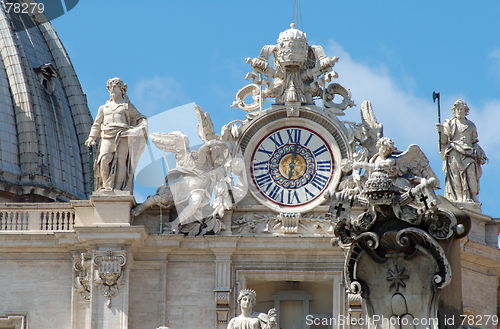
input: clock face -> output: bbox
[249,125,335,211]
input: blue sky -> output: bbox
[51,1,500,218]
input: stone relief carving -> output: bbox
[85,77,148,192]
[92,250,126,307]
[134,105,247,236]
[231,23,354,116]
[328,165,466,328]
[436,99,488,203]
[227,289,278,329]
[232,213,333,235]
[73,253,92,301]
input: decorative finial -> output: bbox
[290,23,296,29]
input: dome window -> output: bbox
[34,63,59,94]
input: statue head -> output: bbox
[376,137,395,157]
[237,289,257,309]
[106,77,128,101]
[451,99,469,118]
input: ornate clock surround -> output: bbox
[239,105,351,213]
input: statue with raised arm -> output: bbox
[85,78,148,192]
[436,100,488,203]
[227,289,278,329]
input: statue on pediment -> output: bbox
[140,105,247,235]
[436,99,488,203]
[228,289,278,329]
[85,78,148,192]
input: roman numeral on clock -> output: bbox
[285,129,301,144]
[268,132,284,148]
[253,160,268,171]
[317,160,332,172]
[255,173,272,185]
[257,145,273,157]
[310,173,329,191]
[268,185,284,203]
[313,145,328,157]
[287,190,300,204]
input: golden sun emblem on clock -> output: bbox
[279,153,307,180]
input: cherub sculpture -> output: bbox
[352,137,439,192]
[227,289,278,329]
[133,105,247,235]
[436,99,488,203]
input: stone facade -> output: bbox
[0,199,497,329]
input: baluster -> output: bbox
[8,212,13,230]
[21,212,27,230]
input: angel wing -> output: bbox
[149,131,189,153]
[194,105,216,142]
[392,144,440,188]
[360,100,383,144]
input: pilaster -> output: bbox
[211,241,237,329]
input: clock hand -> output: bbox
[288,144,299,180]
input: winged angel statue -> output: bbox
[132,105,246,235]
[329,100,451,245]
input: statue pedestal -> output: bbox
[454,201,482,213]
[90,191,136,227]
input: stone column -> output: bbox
[211,243,237,329]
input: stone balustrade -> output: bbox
[0,203,75,231]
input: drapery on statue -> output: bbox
[227,289,278,329]
[85,78,148,192]
[436,100,488,203]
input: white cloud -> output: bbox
[325,40,438,152]
[468,100,500,162]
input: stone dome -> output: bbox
[0,7,93,201]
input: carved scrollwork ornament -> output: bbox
[92,251,127,307]
[231,84,262,112]
[349,281,363,295]
[73,253,92,301]
[426,208,457,240]
[395,228,452,289]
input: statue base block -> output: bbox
[454,201,482,213]
[90,192,136,226]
